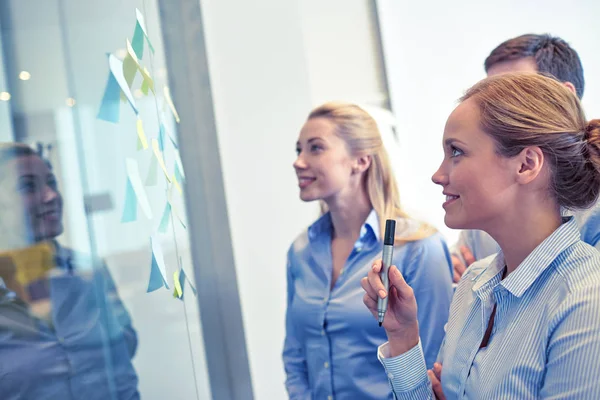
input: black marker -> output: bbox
[378,219,396,327]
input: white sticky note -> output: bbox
[174,149,185,178]
[150,235,169,287]
[152,139,171,182]
[136,8,150,38]
[125,158,153,219]
[108,54,138,115]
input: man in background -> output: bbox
[452,33,600,282]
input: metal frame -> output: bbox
[156,1,254,399]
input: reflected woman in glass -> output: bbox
[283,102,454,399]
[0,143,139,399]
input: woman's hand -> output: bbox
[428,362,446,400]
[361,260,420,357]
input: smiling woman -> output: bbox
[284,102,454,400]
[0,142,139,399]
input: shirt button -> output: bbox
[324,362,329,368]
[321,330,325,336]
[328,396,333,400]
[388,373,394,379]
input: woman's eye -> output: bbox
[450,146,464,158]
[310,144,322,152]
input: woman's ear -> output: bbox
[353,155,372,175]
[515,146,544,184]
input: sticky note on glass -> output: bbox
[136,118,148,150]
[97,72,122,123]
[110,54,138,114]
[147,235,169,292]
[121,178,138,223]
[125,39,155,96]
[132,8,155,60]
[158,202,171,233]
[152,139,171,182]
[126,158,153,219]
[174,149,186,179]
[163,86,180,123]
[173,260,196,300]
[173,269,183,298]
[145,152,158,186]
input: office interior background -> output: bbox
[0,0,599,399]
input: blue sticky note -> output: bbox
[158,202,171,233]
[158,124,166,151]
[121,178,137,223]
[97,73,121,123]
[174,162,184,184]
[147,254,165,292]
[131,23,144,60]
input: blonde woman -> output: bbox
[283,102,454,400]
[363,74,600,399]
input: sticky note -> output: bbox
[121,178,137,223]
[131,21,145,60]
[163,86,180,123]
[169,200,187,229]
[145,152,158,186]
[158,202,171,233]
[108,54,138,115]
[137,136,143,151]
[158,124,166,151]
[125,158,153,219]
[140,67,155,94]
[123,54,138,93]
[180,265,197,297]
[152,139,171,181]
[174,149,185,178]
[147,235,169,292]
[173,269,183,298]
[174,162,184,184]
[125,39,155,96]
[135,8,155,54]
[97,73,121,123]
[136,118,148,150]
[172,174,183,195]
[141,77,150,96]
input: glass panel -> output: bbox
[0,1,211,399]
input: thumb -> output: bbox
[388,266,413,299]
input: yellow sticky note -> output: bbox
[140,67,155,94]
[136,118,148,149]
[172,174,183,195]
[173,269,183,298]
[152,138,171,182]
[164,86,180,123]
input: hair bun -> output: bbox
[585,119,600,140]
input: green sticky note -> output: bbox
[121,178,137,223]
[145,153,158,186]
[141,77,150,95]
[158,202,171,233]
[174,162,184,184]
[131,23,144,60]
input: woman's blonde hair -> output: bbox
[462,73,600,210]
[308,102,434,243]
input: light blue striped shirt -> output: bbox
[283,210,454,400]
[378,217,600,399]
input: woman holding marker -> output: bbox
[363,73,600,399]
[283,102,453,400]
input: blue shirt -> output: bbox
[0,245,139,400]
[283,210,454,400]
[453,206,600,263]
[379,217,600,399]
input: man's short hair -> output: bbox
[484,34,585,99]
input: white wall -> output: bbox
[377,0,600,245]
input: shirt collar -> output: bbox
[308,209,380,243]
[472,217,580,298]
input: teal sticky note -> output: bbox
[168,133,178,149]
[121,178,137,223]
[147,254,165,292]
[131,23,144,60]
[158,124,166,151]
[158,202,171,233]
[147,235,169,292]
[145,153,158,186]
[174,162,184,184]
[97,72,121,123]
